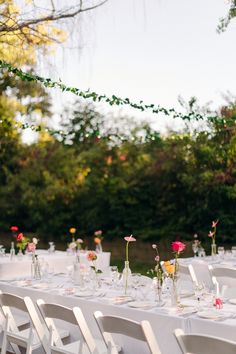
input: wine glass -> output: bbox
[194,283,204,309]
[131,273,142,299]
[109,266,119,288]
[192,242,199,257]
[217,246,224,259]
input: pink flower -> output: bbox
[155,255,160,262]
[212,220,219,228]
[10,226,18,232]
[171,241,186,253]
[124,235,136,242]
[16,233,23,241]
[94,230,102,236]
[208,231,214,238]
[87,251,97,262]
[27,242,36,253]
[152,244,157,249]
[76,238,83,243]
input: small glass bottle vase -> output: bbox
[95,243,103,254]
[31,254,41,280]
[154,278,163,305]
[171,276,179,307]
[211,242,217,257]
[17,249,24,261]
[122,261,132,295]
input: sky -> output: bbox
[28,0,236,140]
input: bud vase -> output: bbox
[171,276,179,307]
[31,254,41,280]
[122,261,131,295]
[17,249,24,261]
[211,242,217,257]
[96,243,103,254]
[154,278,163,305]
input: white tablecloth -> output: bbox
[0,250,111,279]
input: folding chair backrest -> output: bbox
[174,328,236,354]
[0,292,42,354]
[209,265,236,288]
[37,299,98,354]
[94,311,161,354]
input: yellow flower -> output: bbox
[69,227,76,234]
[94,237,101,245]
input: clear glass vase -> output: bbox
[17,249,24,261]
[171,275,179,307]
[31,254,41,280]
[95,243,103,254]
[211,242,217,257]
[154,278,163,305]
[122,261,131,295]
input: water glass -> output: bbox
[109,266,119,287]
[232,246,236,257]
[217,246,224,258]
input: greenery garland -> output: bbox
[0,60,221,126]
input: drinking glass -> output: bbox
[192,243,199,257]
[194,283,204,309]
[232,246,236,257]
[217,246,224,258]
[109,266,119,288]
[131,273,142,299]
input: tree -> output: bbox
[217,0,236,33]
[0,0,108,64]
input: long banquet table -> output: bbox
[0,250,111,279]
[1,272,236,354]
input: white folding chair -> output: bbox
[178,264,198,284]
[0,292,43,354]
[94,311,162,354]
[209,265,236,289]
[174,328,236,354]
[37,299,104,354]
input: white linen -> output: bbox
[0,250,110,279]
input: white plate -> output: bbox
[228,298,236,305]
[128,301,157,308]
[197,310,229,320]
[179,290,194,298]
[32,283,49,289]
[75,291,94,297]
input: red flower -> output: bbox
[16,233,24,241]
[171,241,186,253]
[10,226,18,232]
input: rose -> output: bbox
[16,233,24,241]
[10,226,18,232]
[87,251,97,262]
[26,242,36,253]
[171,241,186,253]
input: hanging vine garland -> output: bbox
[0,60,222,124]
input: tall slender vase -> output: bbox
[122,261,131,295]
[95,243,103,254]
[171,275,179,307]
[17,249,24,261]
[211,242,217,257]
[154,278,163,305]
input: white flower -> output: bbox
[32,237,38,245]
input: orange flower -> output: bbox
[164,261,175,274]
[87,251,97,262]
[94,237,101,244]
[69,227,76,234]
